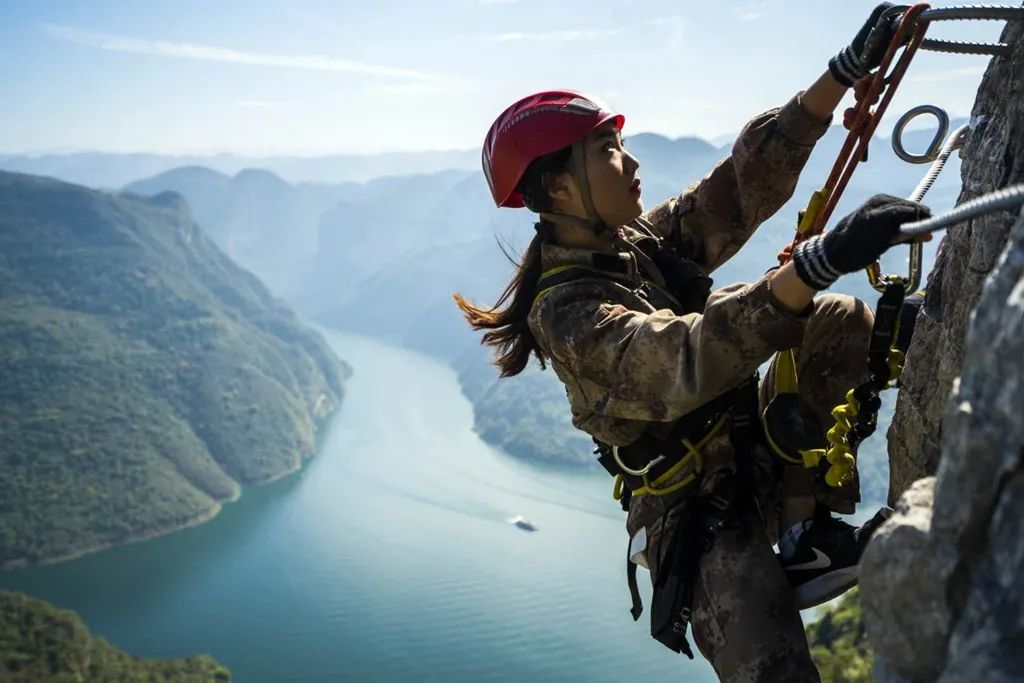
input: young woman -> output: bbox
[456,4,930,681]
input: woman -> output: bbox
[456,5,930,681]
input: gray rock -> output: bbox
[887,19,1024,502]
[862,477,948,682]
[937,471,1024,683]
[865,17,1024,683]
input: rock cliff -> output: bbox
[861,17,1024,683]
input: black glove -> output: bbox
[829,3,908,87]
[793,194,930,290]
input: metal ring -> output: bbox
[611,445,664,477]
[892,104,950,164]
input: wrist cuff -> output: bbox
[829,46,864,87]
[793,235,842,290]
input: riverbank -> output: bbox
[0,398,343,572]
[0,502,224,572]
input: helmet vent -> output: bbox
[566,97,600,112]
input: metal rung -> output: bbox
[920,38,1011,55]
[920,5,1024,22]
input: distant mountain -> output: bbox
[0,131,726,191]
[0,149,482,188]
[125,167,353,297]
[0,171,349,568]
[0,590,230,681]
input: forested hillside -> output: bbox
[0,172,349,568]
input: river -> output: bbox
[0,330,727,682]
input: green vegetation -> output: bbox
[0,590,229,682]
[805,588,874,683]
[0,172,349,568]
[454,347,595,468]
[471,370,595,467]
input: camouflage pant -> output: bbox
[758,291,876,519]
[635,293,874,683]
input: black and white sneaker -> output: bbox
[781,507,892,610]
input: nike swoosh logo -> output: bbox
[788,547,831,571]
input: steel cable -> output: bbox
[899,183,1024,236]
[909,124,971,202]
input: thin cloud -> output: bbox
[641,16,686,51]
[484,28,621,42]
[372,82,463,95]
[479,0,520,4]
[236,100,313,110]
[732,0,771,21]
[642,16,686,27]
[42,23,440,81]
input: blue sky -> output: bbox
[0,0,1007,155]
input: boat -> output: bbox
[509,515,538,532]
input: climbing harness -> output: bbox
[639,377,761,660]
[769,3,1024,486]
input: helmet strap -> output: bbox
[571,138,608,234]
[536,138,608,235]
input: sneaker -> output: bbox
[780,507,891,610]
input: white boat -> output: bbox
[509,515,538,532]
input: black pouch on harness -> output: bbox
[761,392,826,465]
[649,477,737,659]
[643,377,758,659]
[649,499,700,658]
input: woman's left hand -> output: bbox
[829,3,908,87]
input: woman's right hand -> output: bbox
[792,194,931,290]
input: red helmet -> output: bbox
[482,90,625,208]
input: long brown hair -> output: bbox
[453,146,572,377]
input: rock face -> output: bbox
[861,18,1024,683]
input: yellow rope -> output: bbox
[802,340,907,487]
[613,414,727,500]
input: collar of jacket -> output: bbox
[538,221,660,287]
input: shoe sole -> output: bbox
[793,565,860,610]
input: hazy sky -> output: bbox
[0,0,1007,155]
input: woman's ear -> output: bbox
[544,170,578,207]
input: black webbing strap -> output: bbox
[849,282,905,450]
[644,376,760,659]
[627,555,643,620]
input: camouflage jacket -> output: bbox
[526,93,829,449]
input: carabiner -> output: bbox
[891,104,949,164]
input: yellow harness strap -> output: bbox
[613,414,729,500]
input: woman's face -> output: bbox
[560,121,643,228]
